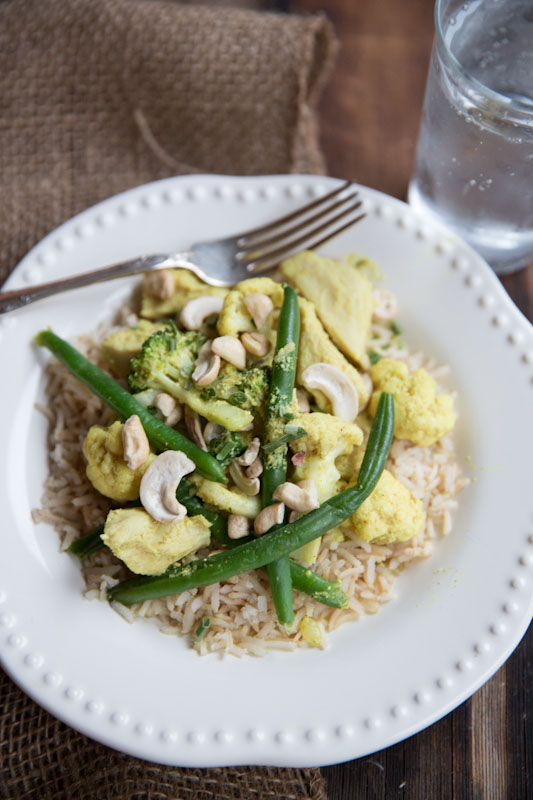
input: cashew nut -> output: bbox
[144,269,175,300]
[184,407,207,451]
[203,421,225,443]
[227,514,250,540]
[272,479,319,512]
[211,336,247,369]
[229,461,260,496]
[246,456,263,479]
[139,450,195,523]
[122,415,151,470]
[295,388,311,413]
[192,341,221,387]
[243,293,274,329]
[179,296,224,330]
[241,332,270,357]
[301,363,359,422]
[154,393,182,426]
[236,437,260,467]
[254,502,285,535]
[372,288,398,322]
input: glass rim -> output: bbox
[434,0,533,119]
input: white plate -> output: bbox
[1,175,532,767]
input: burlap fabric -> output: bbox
[1,663,329,799]
[0,0,336,797]
[0,0,335,285]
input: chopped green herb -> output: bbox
[285,423,303,435]
[195,617,211,641]
[368,350,382,366]
[229,390,247,407]
[216,440,237,463]
[159,319,179,334]
[390,320,402,336]
[209,431,246,467]
[262,425,308,453]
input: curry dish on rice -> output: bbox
[33,250,467,655]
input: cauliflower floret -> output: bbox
[140,268,227,319]
[290,413,364,501]
[289,412,364,564]
[190,475,261,519]
[280,250,374,368]
[217,277,284,337]
[102,507,211,575]
[369,358,456,447]
[83,421,155,502]
[297,298,370,409]
[348,469,424,544]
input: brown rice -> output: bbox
[32,311,468,656]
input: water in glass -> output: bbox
[409,0,533,274]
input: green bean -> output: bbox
[70,485,348,608]
[66,524,105,558]
[175,479,228,541]
[261,285,300,629]
[35,329,226,484]
[108,392,393,605]
[288,562,349,609]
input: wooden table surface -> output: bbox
[281,0,532,797]
[2,1,529,797]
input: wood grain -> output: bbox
[196,0,532,794]
[286,1,532,798]
[291,0,435,198]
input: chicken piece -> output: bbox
[101,320,169,378]
[369,359,456,447]
[217,277,284,338]
[349,469,424,544]
[280,251,374,368]
[102,507,211,575]
[297,298,370,409]
[140,268,227,319]
[190,475,261,519]
[289,412,364,564]
[83,421,155,502]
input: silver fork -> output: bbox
[0,181,365,314]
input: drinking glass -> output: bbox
[408,0,533,274]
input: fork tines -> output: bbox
[237,181,365,273]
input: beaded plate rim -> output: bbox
[1,174,532,767]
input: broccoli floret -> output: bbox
[128,328,254,431]
[128,327,203,393]
[203,365,269,412]
[208,430,247,467]
[237,367,269,409]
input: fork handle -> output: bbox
[0,254,185,314]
